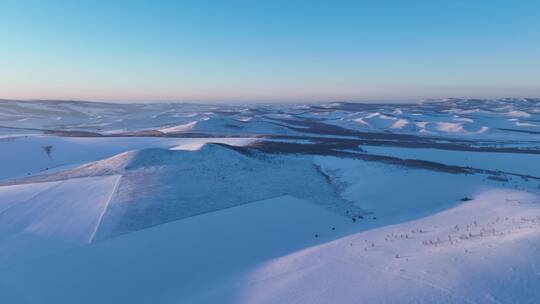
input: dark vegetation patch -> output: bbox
[498,128,540,135]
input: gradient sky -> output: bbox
[1,0,539,103]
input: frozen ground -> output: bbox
[0,99,539,303]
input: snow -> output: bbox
[0,175,120,264]
[365,112,380,119]
[515,121,538,127]
[434,122,488,135]
[6,161,530,304]
[230,188,540,304]
[379,114,395,120]
[3,145,361,240]
[89,146,362,238]
[475,126,489,134]
[353,117,369,126]
[0,135,255,180]
[1,99,539,303]
[453,117,474,123]
[415,121,428,129]
[2,98,539,141]
[0,182,57,214]
[508,110,531,118]
[436,122,465,133]
[314,156,483,219]
[391,118,408,129]
[0,195,356,304]
[169,137,253,151]
[158,121,197,133]
[236,116,253,122]
[363,146,540,177]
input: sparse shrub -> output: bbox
[42,145,53,159]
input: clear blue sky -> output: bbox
[1,0,539,103]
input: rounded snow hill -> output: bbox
[0,144,363,242]
[94,144,363,239]
[0,135,254,181]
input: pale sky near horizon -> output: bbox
[1,0,539,103]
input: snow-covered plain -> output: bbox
[0,99,539,303]
[363,145,540,177]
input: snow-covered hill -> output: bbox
[232,189,540,304]
[1,144,362,243]
[0,99,539,303]
[0,135,253,180]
